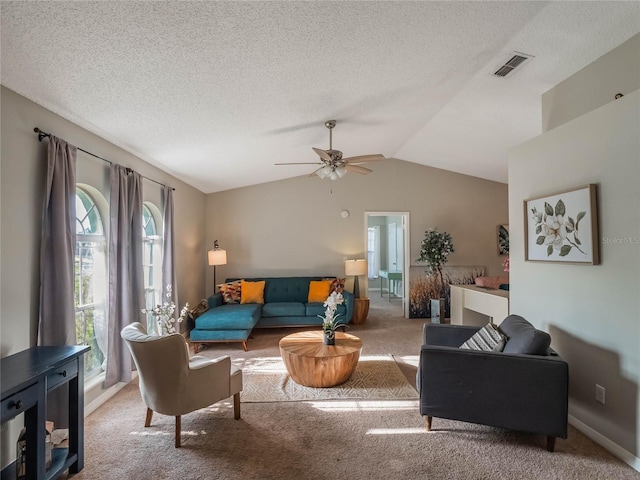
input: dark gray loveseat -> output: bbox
[418,315,569,451]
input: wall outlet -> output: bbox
[595,384,606,405]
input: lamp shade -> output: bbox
[208,249,227,266]
[345,259,367,276]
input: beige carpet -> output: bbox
[240,355,419,402]
[62,295,639,480]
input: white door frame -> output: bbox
[364,211,410,318]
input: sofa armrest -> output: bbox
[418,345,568,438]
[423,323,480,348]
[207,293,223,308]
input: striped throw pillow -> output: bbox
[460,323,506,352]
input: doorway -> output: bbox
[365,212,410,318]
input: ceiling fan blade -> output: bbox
[312,147,332,162]
[344,164,372,174]
[309,168,322,178]
[343,154,385,164]
[275,162,322,165]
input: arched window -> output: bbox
[75,187,107,380]
[142,203,163,334]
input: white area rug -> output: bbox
[240,355,418,402]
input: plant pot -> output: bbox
[430,298,446,324]
[323,332,335,346]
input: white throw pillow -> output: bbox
[460,323,506,352]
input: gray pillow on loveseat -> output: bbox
[499,314,551,355]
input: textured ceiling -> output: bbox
[2,1,639,193]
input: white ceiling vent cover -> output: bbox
[493,52,534,77]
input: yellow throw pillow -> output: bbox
[308,280,332,303]
[240,280,265,304]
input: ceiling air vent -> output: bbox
[493,52,534,77]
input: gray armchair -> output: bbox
[121,322,243,447]
[418,318,568,451]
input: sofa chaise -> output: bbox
[189,276,354,352]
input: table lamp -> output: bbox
[208,240,227,289]
[345,259,367,299]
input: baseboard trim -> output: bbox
[568,414,639,472]
[85,372,137,417]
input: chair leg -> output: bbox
[234,393,241,420]
[242,341,248,352]
[425,416,432,431]
[175,416,181,448]
[546,435,556,452]
[145,408,153,427]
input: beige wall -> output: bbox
[204,159,508,296]
[541,33,640,132]
[510,86,640,465]
[0,86,207,466]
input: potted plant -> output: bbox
[416,228,454,323]
[319,291,347,345]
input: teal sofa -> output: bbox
[189,276,354,352]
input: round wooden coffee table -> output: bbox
[279,331,362,388]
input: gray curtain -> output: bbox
[105,165,144,388]
[161,186,178,323]
[38,136,77,429]
[39,135,77,346]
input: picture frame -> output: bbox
[497,224,509,255]
[524,184,599,264]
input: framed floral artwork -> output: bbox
[497,224,509,255]
[524,184,599,264]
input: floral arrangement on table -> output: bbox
[416,228,455,299]
[141,284,190,335]
[503,257,510,272]
[319,291,346,345]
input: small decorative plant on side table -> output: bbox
[319,291,347,345]
[417,228,455,323]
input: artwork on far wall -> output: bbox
[497,224,509,255]
[524,184,599,264]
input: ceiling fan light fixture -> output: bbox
[335,166,347,178]
[329,170,339,181]
[322,165,333,177]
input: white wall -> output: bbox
[0,86,207,468]
[205,159,508,297]
[509,88,640,464]
[542,33,640,132]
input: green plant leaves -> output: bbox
[547,245,553,256]
[544,202,553,216]
[555,199,566,216]
[536,236,545,245]
[576,211,586,228]
[559,245,572,256]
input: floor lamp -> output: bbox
[208,240,227,290]
[345,259,367,299]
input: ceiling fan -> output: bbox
[275,120,385,180]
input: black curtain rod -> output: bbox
[34,127,175,191]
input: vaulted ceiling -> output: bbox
[2,1,639,193]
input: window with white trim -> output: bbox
[75,188,107,380]
[142,203,163,334]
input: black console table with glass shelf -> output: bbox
[1,345,90,480]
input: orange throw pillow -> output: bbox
[240,280,265,304]
[308,280,332,303]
